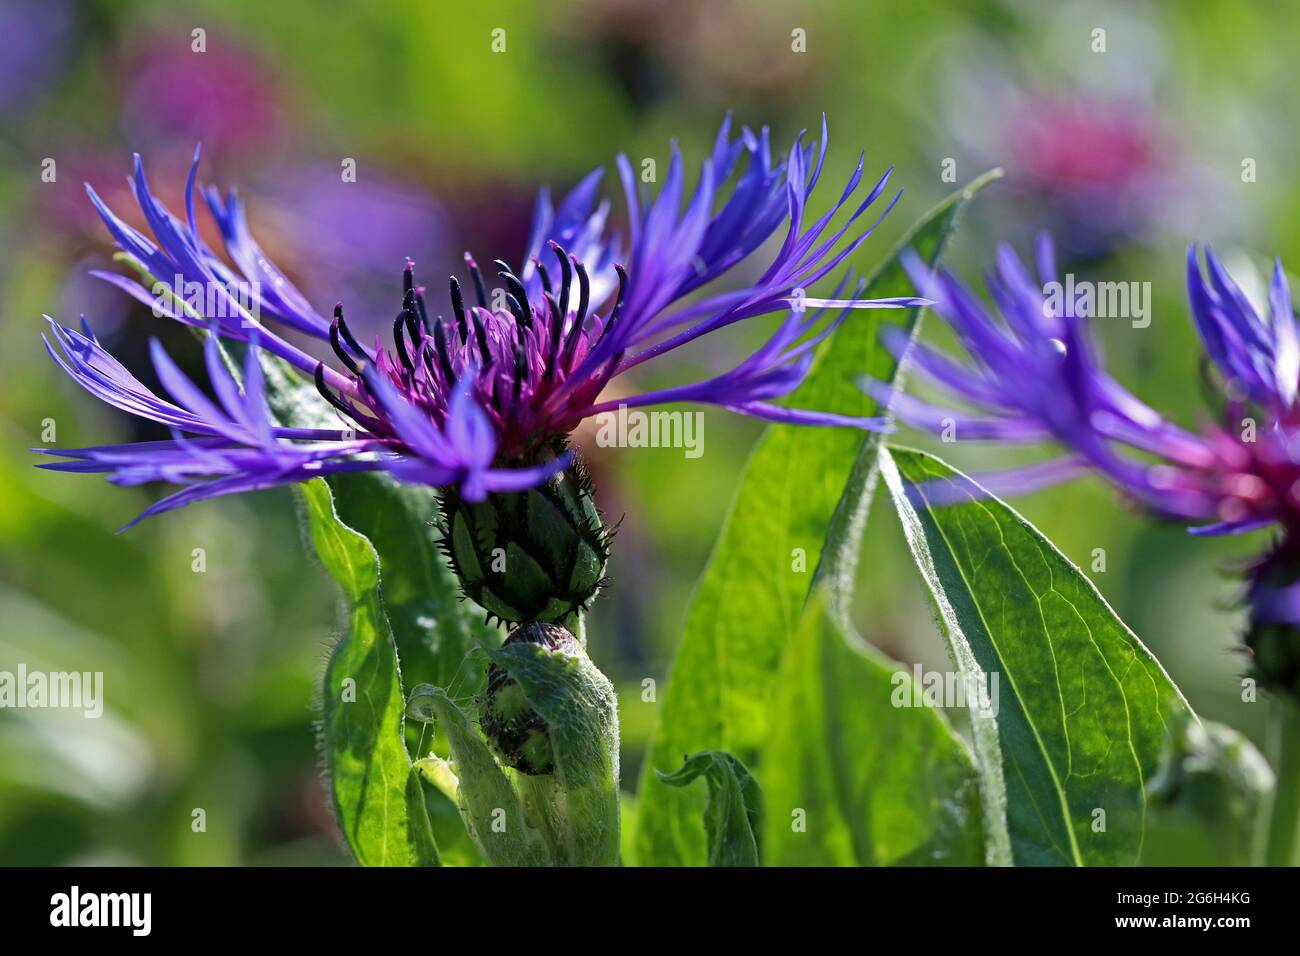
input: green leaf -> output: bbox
[657,751,762,867]
[301,478,440,867]
[425,688,550,867]
[880,446,1192,866]
[636,170,1003,866]
[763,596,984,866]
[328,472,498,696]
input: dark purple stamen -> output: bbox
[512,343,527,406]
[465,254,488,308]
[401,288,420,343]
[549,241,573,327]
[333,304,366,357]
[604,264,628,340]
[495,261,532,322]
[543,292,563,380]
[414,287,431,334]
[535,259,553,296]
[329,317,361,375]
[561,259,591,366]
[393,315,414,372]
[432,319,456,384]
[504,293,532,334]
[315,362,358,419]
[471,309,492,369]
[449,277,469,342]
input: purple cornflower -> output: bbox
[869,234,1297,531]
[39,117,924,527]
[873,234,1300,681]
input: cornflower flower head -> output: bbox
[38,117,924,622]
[869,233,1300,694]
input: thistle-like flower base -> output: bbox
[437,449,611,625]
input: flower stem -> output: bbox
[1265,697,1300,866]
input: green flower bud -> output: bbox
[437,449,611,625]
[1142,712,1274,866]
[420,620,621,866]
[482,623,580,775]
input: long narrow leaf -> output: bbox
[636,171,1003,866]
[880,446,1191,865]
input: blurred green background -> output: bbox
[0,0,1295,864]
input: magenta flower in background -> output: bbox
[930,3,1236,262]
[1001,95,1171,257]
[120,30,285,160]
[944,85,1182,260]
[38,118,925,526]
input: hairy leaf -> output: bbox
[426,688,550,866]
[302,478,440,867]
[1142,712,1273,866]
[329,473,498,696]
[658,751,762,867]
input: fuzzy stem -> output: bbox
[1264,697,1300,866]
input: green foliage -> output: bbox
[763,597,984,866]
[424,688,550,867]
[300,478,440,867]
[7,0,1292,871]
[636,170,1003,866]
[1143,712,1273,866]
[658,751,762,867]
[880,447,1192,865]
[420,630,621,866]
[331,474,497,695]
[492,631,621,865]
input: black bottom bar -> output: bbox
[0,866,1285,941]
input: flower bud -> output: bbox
[1143,712,1273,865]
[424,619,620,865]
[438,450,610,624]
[482,622,580,775]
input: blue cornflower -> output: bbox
[38,117,924,527]
[869,235,1298,531]
[873,234,1300,683]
